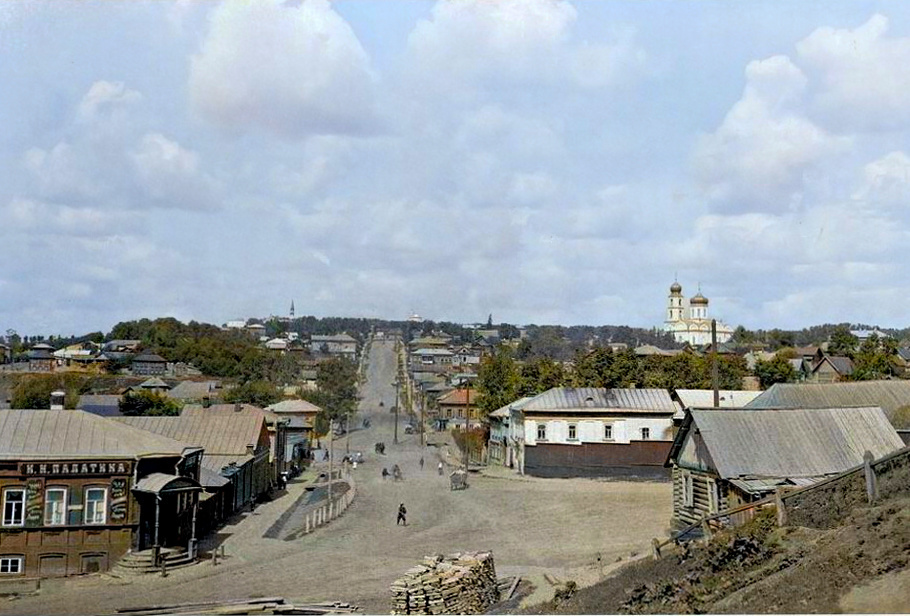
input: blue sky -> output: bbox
[2,1,910,335]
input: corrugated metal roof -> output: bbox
[489,397,533,418]
[689,407,903,479]
[139,377,169,388]
[133,473,200,494]
[266,399,321,414]
[727,476,823,493]
[675,389,762,409]
[520,387,679,413]
[199,467,230,488]
[201,453,253,474]
[0,409,198,460]
[746,380,910,421]
[438,389,478,405]
[168,381,218,400]
[413,348,454,356]
[115,412,265,455]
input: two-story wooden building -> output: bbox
[0,410,202,578]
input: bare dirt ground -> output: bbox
[6,340,671,616]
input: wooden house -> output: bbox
[665,407,904,530]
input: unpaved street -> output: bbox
[8,340,671,615]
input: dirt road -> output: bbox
[8,340,671,615]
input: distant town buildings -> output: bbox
[663,281,734,346]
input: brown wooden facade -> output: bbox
[524,440,672,478]
[0,454,201,579]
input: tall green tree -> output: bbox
[828,326,859,358]
[223,380,282,407]
[315,357,359,426]
[119,390,181,416]
[517,356,566,397]
[851,334,897,380]
[754,354,798,389]
[571,347,614,387]
[476,346,519,416]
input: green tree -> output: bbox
[828,326,859,358]
[851,334,896,380]
[476,346,519,416]
[119,390,181,416]
[10,374,87,409]
[315,357,359,428]
[754,354,797,389]
[223,380,282,407]
[517,356,566,397]
[571,347,614,387]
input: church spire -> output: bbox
[290,300,295,318]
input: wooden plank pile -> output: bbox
[390,552,500,615]
[116,597,360,615]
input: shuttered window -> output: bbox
[683,472,694,507]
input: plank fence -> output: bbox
[652,445,910,559]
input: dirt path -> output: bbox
[8,340,671,615]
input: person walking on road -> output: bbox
[437,461,444,476]
[397,503,407,526]
[419,457,424,471]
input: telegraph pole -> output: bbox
[712,319,720,408]
[393,379,399,445]
[328,419,334,501]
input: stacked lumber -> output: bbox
[390,552,499,615]
[116,597,359,615]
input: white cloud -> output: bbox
[77,80,142,121]
[407,0,643,91]
[693,55,850,212]
[189,0,376,137]
[797,14,910,131]
[130,133,219,210]
[852,151,910,209]
[2,197,137,237]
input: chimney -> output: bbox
[50,390,65,411]
[246,444,255,455]
[202,396,211,409]
[234,402,242,413]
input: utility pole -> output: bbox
[711,319,719,408]
[328,419,334,501]
[393,379,399,445]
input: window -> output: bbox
[2,488,25,527]
[707,479,719,513]
[683,472,694,507]
[640,427,650,440]
[84,488,107,525]
[536,423,547,441]
[0,557,23,574]
[44,488,67,526]
[604,424,613,440]
[568,423,577,440]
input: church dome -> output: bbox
[690,292,708,305]
[670,281,682,293]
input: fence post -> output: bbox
[305,514,310,534]
[701,520,713,541]
[864,450,877,504]
[651,538,661,560]
[775,488,788,527]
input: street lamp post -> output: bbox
[393,378,400,444]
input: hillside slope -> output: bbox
[523,498,910,614]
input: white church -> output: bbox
[663,281,734,346]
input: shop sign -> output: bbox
[19,461,131,476]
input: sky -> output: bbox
[2,0,910,336]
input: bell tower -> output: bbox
[666,281,684,323]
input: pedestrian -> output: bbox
[382,467,389,480]
[419,457,424,470]
[397,503,407,526]
[437,461,444,476]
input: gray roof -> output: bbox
[0,409,199,460]
[674,389,762,409]
[133,353,167,363]
[266,399,321,414]
[77,394,123,417]
[115,410,266,455]
[133,473,200,494]
[168,381,219,400]
[199,467,230,488]
[685,407,903,479]
[815,356,854,376]
[489,397,533,419]
[746,380,910,421]
[520,387,679,414]
[139,377,169,389]
[413,348,454,356]
[310,334,356,343]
